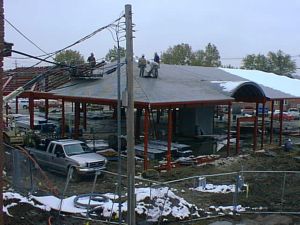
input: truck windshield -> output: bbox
[64,143,94,156]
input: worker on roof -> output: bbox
[138,54,147,77]
[154,52,160,64]
[147,53,160,78]
[87,53,96,75]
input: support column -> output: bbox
[74,102,80,139]
[15,97,19,114]
[261,101,266,149]
[172,109,177,135]
[279,100,284,146]
[61,99,65,138]
[45,99,49,120]
[253,115,258,151]
[135,108,142,140]
[5,103,8,127]
[167,108,173,170]
[270,100,274,144]
[29,95,34,130]
[156,109,160,124]
[255,102,259,148]
[83,103,87,130]
[236,118,240,154]
[143,108,149,171]
[226,103,232,156]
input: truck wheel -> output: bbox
[70,167,80,182]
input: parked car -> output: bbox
[7,98,29,109]
[287,108,300,119]
[241,106,255,116]
[273,112,295,121]
[257,104,269,116]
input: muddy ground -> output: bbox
[3,142,300,225]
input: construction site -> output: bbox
[2,3,300,225]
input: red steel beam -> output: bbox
[226,103,232,156]
[45,99,49,120]
[261,101,266,149]
[61,99,65,138]
[15,97,19,114]
[270,100,274,144]
[29,94,34,130]
[236,118,240,154]
[83,103,87,130]
[74,102,80,139]
[167,108,173,170]
[279,100,284,146]
[143,108,149,171]
[5,103,8,127]
[236,117,256,153]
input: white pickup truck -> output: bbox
[26,139,107,180]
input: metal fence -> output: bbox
[3,146,300,224]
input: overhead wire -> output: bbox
[4,17,53,59]
[9,13,125,68]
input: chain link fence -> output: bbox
[3,146,300,224]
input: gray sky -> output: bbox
[4,0,300,71]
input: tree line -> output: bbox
[54,44,297,77]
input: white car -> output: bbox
[287,108,300,119]
[7,98,29,109]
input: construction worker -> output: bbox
[147,53,160,78]
[87,53,96,75]
[88,53,96,67]
[138,55,147,77]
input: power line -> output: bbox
[4,17,51,57]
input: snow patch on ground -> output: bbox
[192,184,237,193]
[3,192,51,217]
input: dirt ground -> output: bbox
[3,141,300,225]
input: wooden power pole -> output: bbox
[125,4,135,225]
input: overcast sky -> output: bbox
[4,0,300,71]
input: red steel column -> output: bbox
[226,103,232,156]
[29,95,34,130]
[167,108,173,170]
[172,109,177,135]
[83,103,87,130]
[270,100,274,144]
[74,102,80,139]
[45,99,49,120]
[135,108,142,140]
[236,118,240,154]
[279,100,284,146]
[5,102,8,127]
[15,96,19,113]
[143,108,149,171]
[61,99,65,138]
[253,116,257,151]
[261,101,266,149]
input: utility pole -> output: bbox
[0,0,4,224]
[125,4,135,225]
